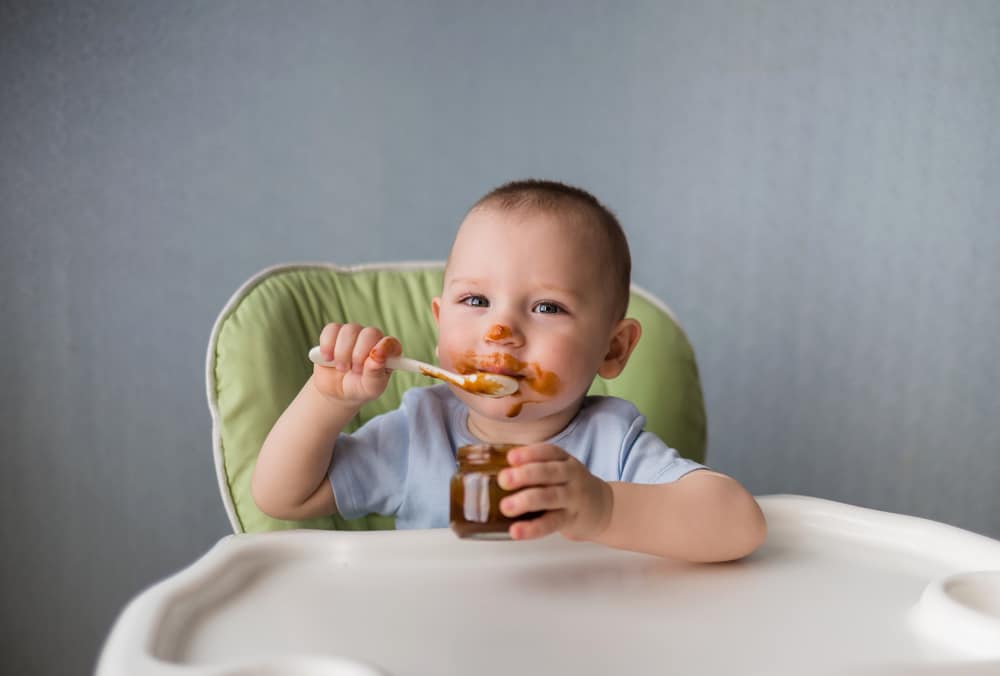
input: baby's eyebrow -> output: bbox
[536,284,581,300]
[445,277,484,290]
[447,277,480,286]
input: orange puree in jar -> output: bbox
[450,443,544,539]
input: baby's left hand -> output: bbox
[497,444,613,541]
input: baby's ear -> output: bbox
[597,318,642,379]
[431,298,441,360]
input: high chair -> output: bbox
[206,261,708,534]
[97,262,1000,676]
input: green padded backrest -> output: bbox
[207,263,706,534]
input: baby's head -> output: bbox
[466,180,633,321]
[433,179,642,426]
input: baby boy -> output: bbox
[252,180,766,561]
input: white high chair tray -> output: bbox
[97,495,1000,676]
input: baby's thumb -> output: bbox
[369,336,402,366]
[361,336,401,387]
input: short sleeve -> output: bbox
[327,405,410,519]
[619,414,706,484]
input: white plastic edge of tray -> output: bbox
[96,495,1000,676]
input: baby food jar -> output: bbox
[450,443,542,540]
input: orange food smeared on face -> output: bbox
[485,324,512,341]
[453,351,523,376]
[525,364,559,396]
[450,351,561,415]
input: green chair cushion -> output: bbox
[207,263,706,533]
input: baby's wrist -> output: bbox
[585,480,615,542]
[308,376,368,412]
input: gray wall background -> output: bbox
[2,1,998,673]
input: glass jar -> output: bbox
[449,443,543,540]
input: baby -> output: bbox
[253,180,766,561]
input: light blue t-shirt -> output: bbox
[328,384,705,529]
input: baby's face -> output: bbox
[433,207,618,423]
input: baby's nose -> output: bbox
[484,323,521,346]
[485,324,511,341]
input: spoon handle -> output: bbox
[384,356,463,386]
[307,347,461,386]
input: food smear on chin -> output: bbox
[505,393,531,418]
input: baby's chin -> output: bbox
[454,390,525,419]
[454,388,573,425]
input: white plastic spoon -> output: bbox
[307,346,519,398]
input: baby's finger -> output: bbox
[500,485,568,517]
[332,323,363,372]
[350,327,385,374]
[318,323,342,362]
[498,461,569,490]
[510,510,567,540]
[506,443,569,466]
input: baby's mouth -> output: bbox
[452,350,561,399]
[477,363,525,378]
[461,352,527,377]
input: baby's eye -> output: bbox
[533,301,565,314]
[461,295,489,308]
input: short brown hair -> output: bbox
[469,179,632,320]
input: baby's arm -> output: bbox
[499,445,765,562]
[595,472,766,562]
[251,324,401,521]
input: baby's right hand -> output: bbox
[311,323,402,405]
